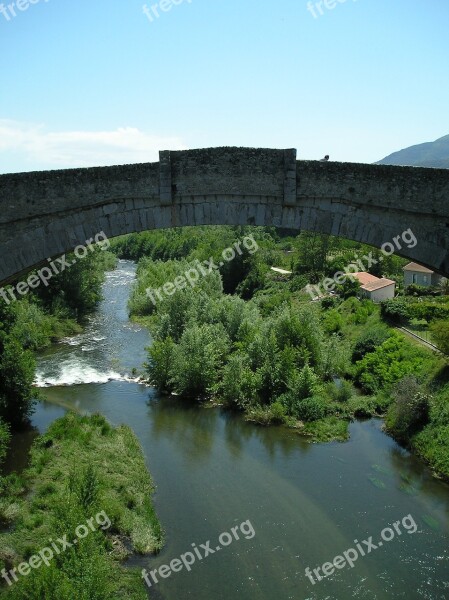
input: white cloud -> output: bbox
[0,119,187,169]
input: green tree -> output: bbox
[170,324,230,398]
[145,337,176,391]
[291,364,321,400]
[217,353,261,409]
[0,303,37,428]
[430,320,449,355]
[386,376,430,441]
[0,418,10,465]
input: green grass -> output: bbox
[0,413,163,599]
[299,417,350,442]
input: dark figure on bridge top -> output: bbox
[320,155,330,161]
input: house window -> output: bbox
[412,274,417,284]
[423,275,428,284]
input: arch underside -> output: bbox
[1,193,447,287]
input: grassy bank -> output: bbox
[0,413,163,599]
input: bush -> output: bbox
[380,298,411,324]
[322,309,343,334]
[245,402,288,425]
[385,376,430,441]
[355,333,433,394]
[294,396,328,421]
[409,301,449,322]
[405,284,438,297]
[170,323,230,398]
[0,332,36,428]
[291,365,322,401]
[145,337,176,391]
[430,320,449,355]
[0,418,10,465]
[352,326,391,362]
[329,380,354,403]
[217,353,261,409]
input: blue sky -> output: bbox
[0,0,448,173]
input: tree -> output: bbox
[291,364,321,400]
[0,332,36,427]
[0,418,10,466]
[352,326,391,362]
[295,232,334,282]
[386,376,430,441]
[170,324,230,398]
[145,337,176,391]
[217,353,260,409]
[438,277,449,296]
[0,303,37,428]
[430,320,449,355]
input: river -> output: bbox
[5,260,449,599]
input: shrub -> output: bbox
[385,376,430,441]
[380,298,411,324]
[355,333,433,394]
[291,365,322,401]
[217,353,261,409]
[246,402,288,425]
[145,337,176,391]
[170,323,230,398]
[322,309,343,334]
[0,332,36,428]
[0,418,10,466]
[405,284,438,297]
[352,326,391,362]
[294,396,328,421]
[330,380,354,403]
[430,320,449,355]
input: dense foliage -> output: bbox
[0,249,116,431]
[0,413,162,599]
[0,303,36,428]
[0,419,10,467]
[120,226,449,476]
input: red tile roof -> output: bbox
[352,272,379,285]
[360,278,395,292]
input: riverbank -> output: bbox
[0,412,163,599]
[11,258,448,600]
[118,227,449,482]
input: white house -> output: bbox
[353,272,396,302]
[403,262,443,287]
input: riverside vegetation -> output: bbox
[111,226,449,480]
[1,226,449,597]
[0,413,163,599]
[0,248,163,598]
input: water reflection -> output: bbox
[148,396,218,464]
[18,261,449,600]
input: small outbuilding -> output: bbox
[353,272,396,302]
[403,262,442,287]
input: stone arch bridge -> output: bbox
[0,147,448,286]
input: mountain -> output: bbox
[377,134,449,168]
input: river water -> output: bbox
[7,261,449,599]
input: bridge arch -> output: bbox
[0,147,448,286]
